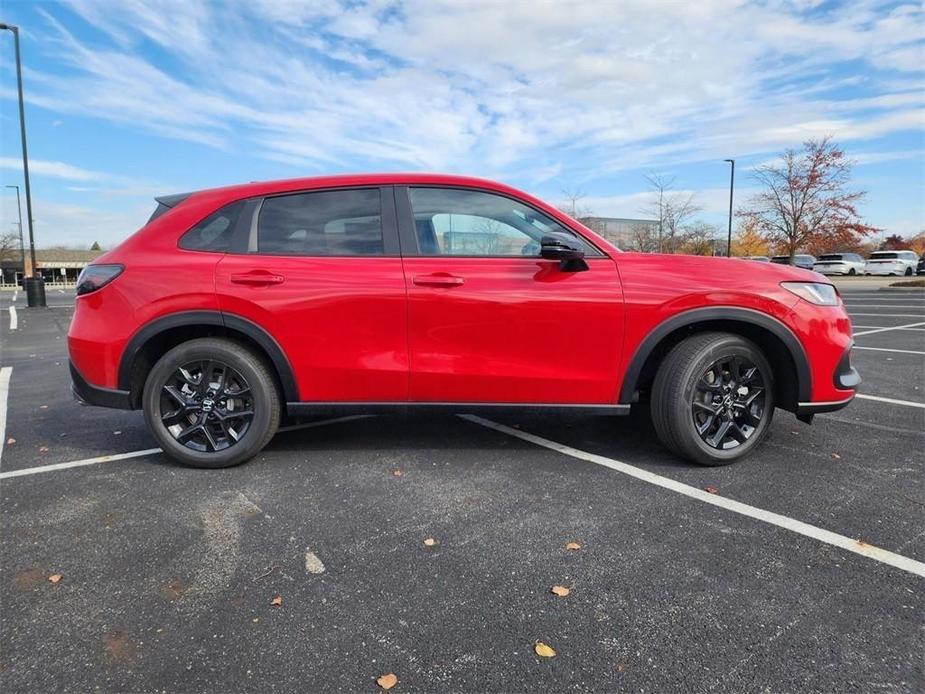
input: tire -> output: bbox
[848,268,856,276]
[142,338,281,468]
[650,332,775,466]
[905,267,913,276]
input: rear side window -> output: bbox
[257,188,383,256]
[178,201,245,252]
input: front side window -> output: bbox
[408,187,597,257]
[179,201,245,252]
[257,188,383,256]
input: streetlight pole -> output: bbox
[5,185,26,281]
[0,22,45,306]
[724,159,735,257]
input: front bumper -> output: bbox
[795,343,859,416]
[70,361,133,410]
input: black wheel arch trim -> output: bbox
[117,310,299,405]
[618,306,812,405]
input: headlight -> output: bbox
[781,281,839,306]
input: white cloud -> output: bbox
[0,156,104,182]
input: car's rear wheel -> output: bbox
[905,267,913,276]
[848,268,856,276]
[650,332,774,466]
[143,338,280,468]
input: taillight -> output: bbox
[76,264,124,295]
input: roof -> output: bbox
[35,249,106,262]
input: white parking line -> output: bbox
[8,306,16,330]
[848,313,925,318]
[852,325,925,332]
[11,290,17,303]
[853,346,925,356]
[0,414,371,480]
[461,415,925,578]
[0,367,10,464]
[855,393,925,409]
[843,304,925,309]
[852,321,925,336]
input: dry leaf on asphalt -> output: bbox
[6,437,14,444]
[377,672,398,689]
[705,486,718,494]
[534,641,556,658]
[423,537,437,546]
[565,541,581,551]
[831,453,842,459]
[39,405,48,409]
[270,596,283,607]
[39,446,49,453]
[551,585,570,597]
[47,574,63,584]
[392,469,403,477]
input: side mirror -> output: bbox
[540,234,588,272]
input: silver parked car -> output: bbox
[865,250,919,276]
[813,252,866,276]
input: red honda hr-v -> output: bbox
[68,173,859,468]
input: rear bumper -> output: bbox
[70,361,133,410]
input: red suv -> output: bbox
[68,174,859,468]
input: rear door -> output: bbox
[397,186,624,404]
[215,186,408,402]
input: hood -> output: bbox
[615,252,828,289]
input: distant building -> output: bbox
[1,248,106,286]
[579,216,659,248]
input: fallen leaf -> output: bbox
[252,618,259,624]
[39,446,49,453]
[392,469,403,477]
[790,431,799,436]
[47,574,63,584]
[6,437,14,444]
[423,537,437,547]
[551,585,570,597]
[270,596,282,607]
[113,431,122,435]
[534,641,556,658]
[377,672,398,690]
[831,453,841,459]
[39,405,48,409]
[856,539,871,549]
[565,541,581,551]
[705,486,718,494]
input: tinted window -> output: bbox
[408,187,598,257]
[819,254,843,261]
[870,252,898,260]
[257,188,383,256]
[179,201,245,252]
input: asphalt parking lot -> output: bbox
[1,283,923,692]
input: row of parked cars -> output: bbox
[744,250,924,276]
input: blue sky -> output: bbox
[1,0,923,248]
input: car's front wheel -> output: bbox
[142,338,281,468]
[650,332,775,466]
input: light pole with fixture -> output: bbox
[0,21,45,306]
[724,158,735,257]
[5,184,26,282]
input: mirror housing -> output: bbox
[540,234,588,272]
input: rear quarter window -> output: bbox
[178,201,245,252]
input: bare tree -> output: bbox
[639,174,701,253]
[558,187,592,221]
[739,137,877,263]
[628,222,659,253]
[0,231,21,262]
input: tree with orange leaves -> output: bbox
[731,218,768,257]
[739,138,878,264]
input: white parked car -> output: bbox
[813,252,866,276]
[865,250,919,276]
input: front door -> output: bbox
[215,186,408,402]
[398,186,624,404]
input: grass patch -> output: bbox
[889,278,925,287]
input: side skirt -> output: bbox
[285,402,632,418]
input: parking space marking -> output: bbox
[843,304,925,309]
[852,325,925,331]
[11,290,17,303]
[853,321,925,336]
[853,346,925,355]
[0,448,163,479]
[0,415,372,480]
[8,306,16,330]
[461,414,925,578]
[848,313,925,318]
[855,393,925,409]
[0,367,10,464]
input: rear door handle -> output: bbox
[230,271,285,286]
[412,274,464,287]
